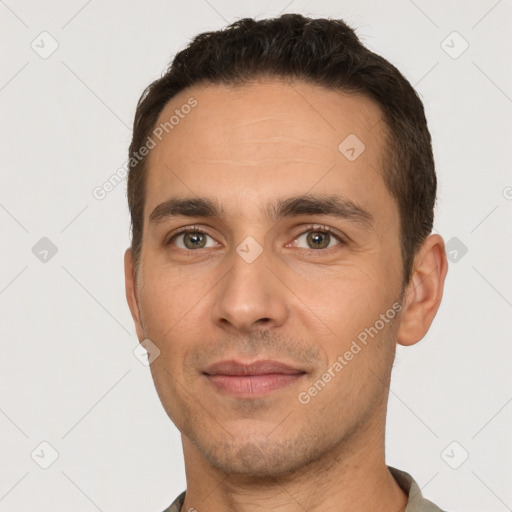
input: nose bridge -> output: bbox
[211,240,287,331]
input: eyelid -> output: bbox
[165,224,218,246]
[288,223,348,246]
[165,223,347,249]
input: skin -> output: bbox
[124,79,448,512]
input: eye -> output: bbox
[168,229,218,250]
[292,227,343,250]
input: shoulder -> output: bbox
[388,466,448,512]
[161,490,186,512]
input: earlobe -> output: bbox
[124,248,145,341]
[397,234,449,346]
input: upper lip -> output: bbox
[204,360,306,376]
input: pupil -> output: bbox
[308,231,329,249]
[185,232,205,249]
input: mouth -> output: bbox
[203,360,307,398]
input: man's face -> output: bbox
[127,80,406,476]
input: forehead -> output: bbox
[143,79,393,224]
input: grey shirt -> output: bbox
[162,466,446,512]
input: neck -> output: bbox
[180,412,407,512]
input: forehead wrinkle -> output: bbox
[226,136,335,155]
[190,158,331,166]
[229,116,288,127]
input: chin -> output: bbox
[193,433,325,479]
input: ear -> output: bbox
[124,248,145,341]
[397,234,448,346]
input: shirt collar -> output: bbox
[163,466,445,512]
[388,466,445,512]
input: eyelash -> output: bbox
[165,224,347,254]
[290,224,347,255]
[165,225,209,247]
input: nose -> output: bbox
[211,246,288,333]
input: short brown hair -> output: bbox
[127,14,436,285]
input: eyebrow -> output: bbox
[149,194,373,228]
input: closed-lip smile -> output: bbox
[203,359,306,397]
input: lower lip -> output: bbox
[205,373,305,397]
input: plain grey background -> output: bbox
[1,0,511,510]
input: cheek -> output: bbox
[138,264,211,349]
[294,262,400,356]
[304,278,400,414]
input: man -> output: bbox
[124,13,449,512]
